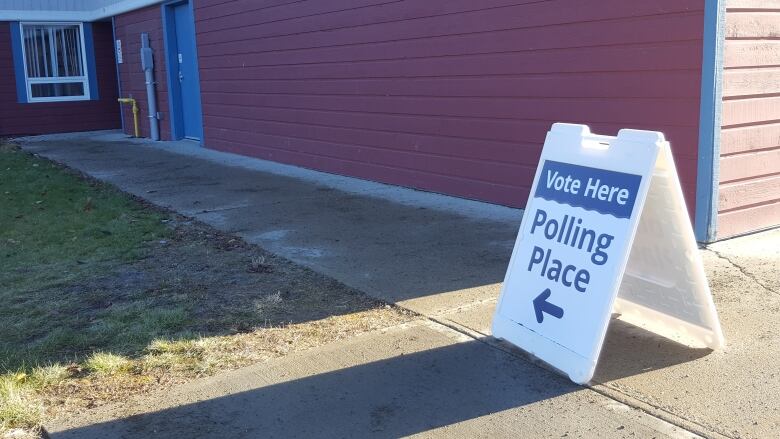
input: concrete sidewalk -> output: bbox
[48,321,697,438]
[19,131,780,438]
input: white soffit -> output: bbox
[0,0,164,21]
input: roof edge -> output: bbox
[0,0,164,22]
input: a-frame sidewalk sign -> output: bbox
[492,123,724,384]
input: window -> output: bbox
[20,23,90,102]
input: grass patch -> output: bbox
[0,144,173,370]
[0,141,415,437]
[0,143,166,293]
[0,375,43,433]
[84,353,133,376]
[0,365,69,435]
[26,366,69,391]
[0,143,171,436]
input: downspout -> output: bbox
[140,33,160,141]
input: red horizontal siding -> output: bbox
[719,200,780,237]
[718,1,780,238]
[0,22,120,137]
[114,5,171,140]
[200,71,703,99]
[721,148,780,181]
[721,123,780,155]
[193,0,705,211]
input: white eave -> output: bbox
[0,0,164,22]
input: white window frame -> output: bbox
[19,22,91,103]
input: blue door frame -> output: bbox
[695,0,726,243]
[162,0,204,141]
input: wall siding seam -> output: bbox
[207,125,540,170]
[196,30,705,59]
[208,137,531,192]
[193,4,706,49]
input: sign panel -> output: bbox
[492,124,724,384]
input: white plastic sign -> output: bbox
[492,123,724,384]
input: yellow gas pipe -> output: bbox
[117,98,139,138]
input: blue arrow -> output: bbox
[533,288,564,323]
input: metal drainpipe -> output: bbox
[140,33,160,141]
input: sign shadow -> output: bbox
[592,318,712,383]
[51,340,582,438]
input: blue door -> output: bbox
[172,2,202,140]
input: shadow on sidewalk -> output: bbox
[51,340,580,438]
[52,325,709,439]
[594,318,712,383]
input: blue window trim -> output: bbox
[695,0,726,243]
[9,21,100,103]
[9,22,28,103]
[82,22,100,100]
[162,0,204,143]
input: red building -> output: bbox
[1,0,778,242]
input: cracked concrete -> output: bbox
[18,131,780,439]
[707,235,780,297]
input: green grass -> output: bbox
[0,144,165,293]
[0,143,172,368]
